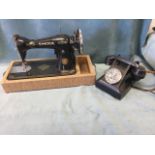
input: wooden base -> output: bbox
[1,55,96,93]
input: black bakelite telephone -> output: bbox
[96,55,146,99]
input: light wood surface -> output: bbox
[1,55,96,93]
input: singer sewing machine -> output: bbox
[1,29,95,93]
[8,29,83,80]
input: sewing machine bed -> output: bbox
[1,55,95,93]
[7,59,75,80]
[0,62,155,134]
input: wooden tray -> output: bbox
[1,55,96,93]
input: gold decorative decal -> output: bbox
[38,64,50,71]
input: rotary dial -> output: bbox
[104,68,122,84]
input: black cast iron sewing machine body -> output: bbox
[8,29,83,80]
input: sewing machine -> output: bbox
[8,29,83,80]
[1,29,95,93]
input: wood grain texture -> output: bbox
[1,55,96,93]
